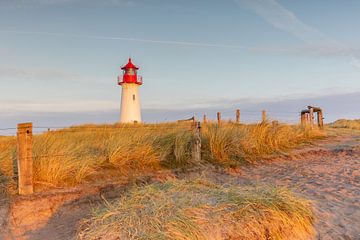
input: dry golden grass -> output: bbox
[0,123,193,187]
[78,179,315,240]
[0,136,16,198]
[329,119,360,130]
[0,122,324,189]
[0,123,321,239]
[202,122,324,166]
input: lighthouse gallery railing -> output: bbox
[117,75,143,85]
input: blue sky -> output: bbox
[0,0,359,128]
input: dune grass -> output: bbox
[78,179,315,240]
[201,122,324,167]
[0,122,324,189]
[0,123,194,187]
[0,136,16,198]
[329,119,360,130]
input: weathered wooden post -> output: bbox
[309,107,314,128]
[203,114,207,124]
[317,110,324,129]
[217,112,221,125]
[320,111,324,129]
[191,116,196,130]
[236,109,240,124]
[17,122,33,195]
[262,110,267,122]
[192,121,201,163]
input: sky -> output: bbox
[0,0,360,131]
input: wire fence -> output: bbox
[195,109,301,124]
[0,109,303,136]
[0,124,195,136]
[0,109,308,168]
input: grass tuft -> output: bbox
[202,122,324,166]
[78,179,315,240]
[329,119,360,130]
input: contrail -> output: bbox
[0,30,247,49]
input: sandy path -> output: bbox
[229,135,360,240]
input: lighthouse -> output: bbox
[118,58,143,123]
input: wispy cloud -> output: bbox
[3,1,360,63]
[249,44,360,58]
[236,0,332,45]
[0,100,118,113]
[1,0,134,7]
[7,28,349,58]
[0,30,247,49]
[3,30,358,58]
[235,0,360,67]
[0,66,108,85]
[0,67,79,80]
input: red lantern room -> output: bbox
[117,58,143,85]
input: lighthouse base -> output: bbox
[120,83,142,123]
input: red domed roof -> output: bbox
[121,58,139,70]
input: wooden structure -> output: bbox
[178,116,195,122]
[192,121,202,163]
[203,115,207,124]
[236,109,240,123]
[217,112,221,125]
[301,106,324,128]
[17,123,34,195]
[262,110,267,122]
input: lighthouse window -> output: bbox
[133,94,136,101]
[126,68,135,75]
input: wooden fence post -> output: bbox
[236,109,240,124]
[17,122,33,195]
[309,108,314,128]
[317,111,324,129]
[217,112,221,125]
[192,121,201,163]
[191,116,196,129]
[320,111,324,129]
[262,110,267,122]
[203,114,207,124]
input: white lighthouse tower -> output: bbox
[118,58,143,123]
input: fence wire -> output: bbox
[0,109,305,136]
